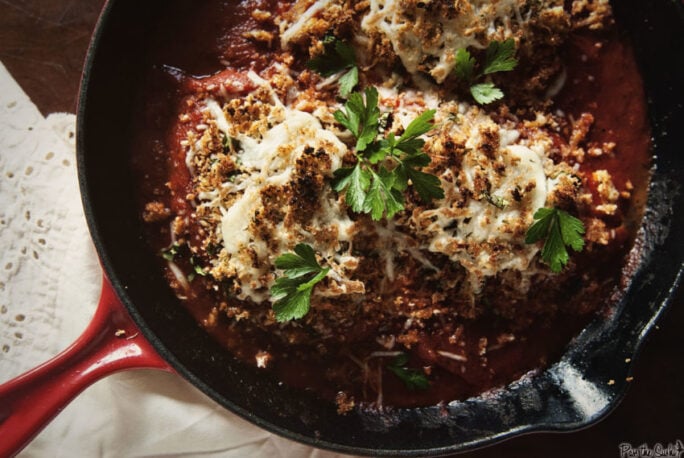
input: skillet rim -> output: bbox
[76,0,684,455]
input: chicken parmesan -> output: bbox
[134,0,651,409]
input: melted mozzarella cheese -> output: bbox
[460,144,546,244]
[361,0,563,83]
[281,0,335,48]
[194,79,354,302]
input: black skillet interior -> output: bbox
[77,0,683,456]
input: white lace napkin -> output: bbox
[0,61,351,458]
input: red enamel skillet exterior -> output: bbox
[0,0,682,457]
[0,278,171,456]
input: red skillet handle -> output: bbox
[0,276,172,457]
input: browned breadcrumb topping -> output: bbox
[155,62,626,366]
[142,201,171,223]
[242,30,275,47]
[142,0,637,408]
[282,0,611,93]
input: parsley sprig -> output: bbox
[307,35,359,98]
[525,207,586,273]
[454,39,518,105]
[387,353,430,391]
[270,244,330,322]
[332,87,444,220]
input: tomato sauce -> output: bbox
[131,1,652,408]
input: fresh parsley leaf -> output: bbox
[307,36,359,97]
[334,40,356,67]
[334,103,359,138]
[272,286,312,322]
[375,111,436,159]
[334,87,380,152]
[356,88,380,150]
[338,66,359,98]
[525,207,553,241]
[274,243,324,278]
[558,210,586,252]
[401,163,445,202]
[271,244,330,322]
[453,39,518,105]
[387,353,430,391]
[525,207,586,273]
[307,37,355,75]
[394,109,437,154]
[363,139,389,164]
[470,83,504,105]
[454,48,476,82]
[372,111,443,203]
[332,163,371,213]
[483,38,518,74]
[364,168,405,220]
[394,152,444,201]
[399,109,437,142]
[333,89,443,220]
[333,87,444,221]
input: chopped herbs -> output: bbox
[453,39,518,105]
[162,243,211,282]
[271,244,330,322]
[525,207,586,272]
[482,190,509,210]
[332,87,444,220]
[161,243,180,261]
[220,132,240,154]
[387,353,430,391]
[188,256,208,282]
[307,35,359,97]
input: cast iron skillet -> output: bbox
[1,0,682,456]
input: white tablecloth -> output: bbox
[0,61,351,458]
